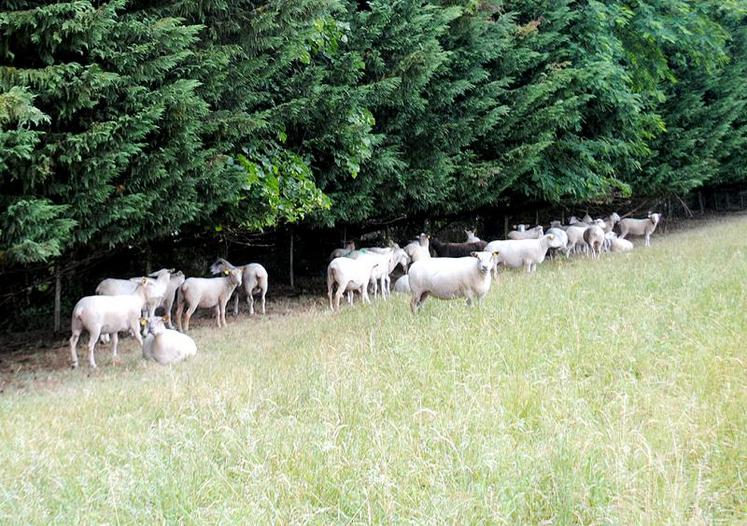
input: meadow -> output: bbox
[0,216,745,524]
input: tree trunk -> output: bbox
[503,216,509,238]
[289,230,295,290]
[54,270,62,333]
[698,191,705,215]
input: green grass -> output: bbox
[1,216,746,524]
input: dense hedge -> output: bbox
[2,0,746,267]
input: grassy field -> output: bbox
[1,216,745,524]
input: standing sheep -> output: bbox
[485,234,564,274]
[618,213,662,246]
[175,268,243,331]
[327,257,381,311]
[583,224,605,259]
[69,277,158,368]
[211,258,269,316]
[408,251,499,313]
[507,225,543,240]
[429,238,488,257]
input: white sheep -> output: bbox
[618,212,662,246]
[600,212,621,234]
[546,227,570,257]
[507,225,543,240]
[211,258,269,316]
[160,271,185,328]
[175,268,243,331]
[607,232,634,253]
[393,275,410,293]
[565,225,590,254]
[69,277,158,368]
[329,240,356,261]
[485,234,563,274]
[464,229,481,242]
[513,224,529,232]
[582,213,594,224]
[408,251,499,313]
[404,233,431,263]
[327,257,381,311]
[96,268,173,317]
[142,316,197,365]
[583,224,605,258]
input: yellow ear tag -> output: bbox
[140,318,147,327]
[141,277,148,284]
[223,269,230,276]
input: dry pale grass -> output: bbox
[0,216,745,524]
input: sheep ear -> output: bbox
[141,277,148,284]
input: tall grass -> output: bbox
[1,217,745,524]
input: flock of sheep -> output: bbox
[67,211,660,369]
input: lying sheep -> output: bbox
[330,240,356,261]
[464,229,481,242]
[607,232,634,253]
[143,314,197,365]
[175,267,243,331]
[69,277,158,368]
[409,251,499,313]
[507,225,543,240]
[485,234,563,274]
[429,238,488,257]
[327,257,381,311]
[393,275,410,293]
[211,258,269,316]
[619,212,662,246]
[583,224,605,258]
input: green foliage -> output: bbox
[1,0,746,268]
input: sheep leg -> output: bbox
[87,328,101,369]
[183,303,198,332]
[175,298,185,332]
[110,332,119,365]
[260,289,266,315]
[645,233,651,247]
[214,305,222,328]
[334,286,346,311]
[233,290,240,317]
[69,331,81,368]
[247,292,255,316]
[361,285,371,304]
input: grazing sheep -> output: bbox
[175,268,243,331]
[393,275,410,293]
[618,212,662,246]
[69,277,158,368]
[211,258,269,316]
[546,227,570,257]
[507,225,543,240]
[408,251,500,313]
[143,315,197,365]
[485,234,564,274]
[330,240,356,261]
[464,229,481,242]
[583,224,605,258]
[429,238,488,257]
[327,257,381,311]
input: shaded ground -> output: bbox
[1,210,743,393]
